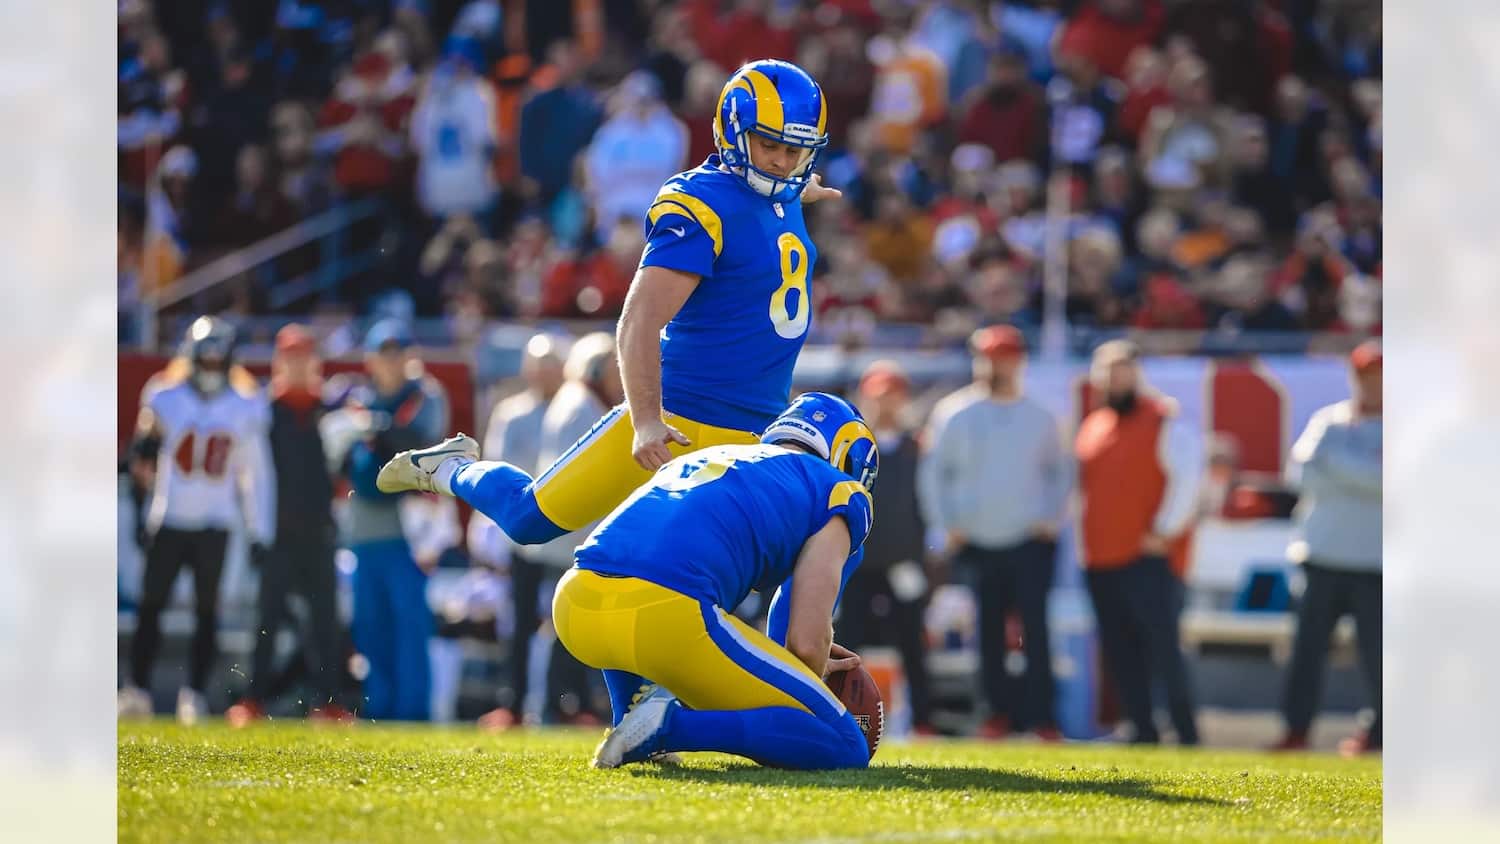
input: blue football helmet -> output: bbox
[761,392,880,492]
[713,59,830,203]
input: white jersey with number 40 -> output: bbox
[142,379,276,544]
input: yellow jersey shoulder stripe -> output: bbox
[647,189,724,257]
[828,480,872,517]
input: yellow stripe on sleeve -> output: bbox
[647,192,724,256]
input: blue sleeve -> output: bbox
[381,380,450,454]
[765,545,864,647]
[826,483,874,551]
[638,183,721,278]
[346,440,387,499]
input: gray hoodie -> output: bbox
[1286,400,1382,571]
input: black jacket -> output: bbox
[862,431,927,571]
[269,395,335,542]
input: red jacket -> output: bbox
[1075,397,1171,568]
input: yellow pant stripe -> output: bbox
[552,569,826,715]
[531,407,759,532]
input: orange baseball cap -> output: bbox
[275,323,317,355]
[859,360,910,398]
[971,325,1027,358]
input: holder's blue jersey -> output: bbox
[575,444,872,609]
[639,155,817,433]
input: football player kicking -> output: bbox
[376,59,841,549]
[394,393,877,769]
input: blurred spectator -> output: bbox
[142,145,202,293]
[1204,252,1298,334]
[1055,0,1164,83]
[837,361,935,734]
[868,23,948,156]
[1066,228,1127,327]
[1272,209,1351,331]
[1090,146,1140,250]
[410,37,501,226]
[1074,340,1200,745]
[541,216,644,318]
[474,335,566,731]
[1115,47,1170,145]
[1272,341,1382,756]
[992,0,1062,83]
[911,0,992,103]
[640,5,696,109]
[677,61,727,165]
[1169,196,1234,272]
[118,27,186,193]
[1326,157,1381,274]
[966,256,1033,327]
[1267,76,1330,212]
[119,317,275,724]
[930,146,1002,274]
[865,193,935,286]
[451,0,506,64]
[1229,115,1297,236]
[530,332,624,725]
[119,202,146,332]
[504,216,564,317]
[213,144,298,247]
[318,32,418,198]
[957,49,1044,165]
[518,42,603,208]
[1163,0,1290,115]
[1138,55,1234,192]
[189,44,273,204]
[920,327,1070,739]
[270,101,334,214]
[419,212,487,294]
[1045,48,1120,169]
[326,319,450,720]
[227,325,350,727]
[688,0,800,73]
[815,235,892,328]
[796,17,874,149]
[997,160,1046,260]
[583,71,687,246]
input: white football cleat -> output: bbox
[376,434,480,494]
[591,684,678,769]
[117,685,153,720]
[176,687,207,726]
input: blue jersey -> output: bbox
[575,443,872,609]
[640,155,818,433]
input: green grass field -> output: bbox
[119,721,1380,843]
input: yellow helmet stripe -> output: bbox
[647,194,724,256]
[828,419,874,475]
[741,69,784,134]
[816,88,827,135]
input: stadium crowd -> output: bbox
[119,0,1382,344]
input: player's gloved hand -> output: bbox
[631,416,692,471]
[826,642,862,674]
[800,173,843,204]
[249,542,271,569]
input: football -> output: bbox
[825,664,884,759]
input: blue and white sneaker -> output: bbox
[376,434,480,494]
[591,684,679,769]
